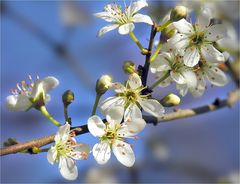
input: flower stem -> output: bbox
[129,32,148,54]
[156,20,172,32]
[91,93,101,116]
[149,71,170,90]
[150,42,163,63]
[39,106,61,127]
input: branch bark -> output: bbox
[1,89,239,156]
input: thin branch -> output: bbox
[1,89,239,156]
[141,24,157,86]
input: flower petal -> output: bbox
[139,99,165,118]
[195,7,212,32]
[47,146,57,164]
[176,83,188,96]
[170,71,186,84]
[69,143,90,160]
[205,24,226,42]
[42,76,59,93]
[150,52,171,73]
[97,24,119,37]
[118,23,135,35]
[132,13,153,25]
[87,115,106,137]
[127,0,148,15]
[154,72,172,87]
[201,44,225,63]
[59,157,78,180]
[110,82,126,93]
[181,70,197,88]
[94,12,115,22]
[54,123,70,143]
[106,106,124,126]
[128,73,142,90]
[124,103,142,121]
[190,74,206,97]
[183,46,200,67]
[205,66,228,86]
[118,118,146,138]
[6,95,32,112]
[100,96,125,115]
[167,33,189,51]
[112,140,135,167]
[172,18,194,34]
[93,141,111,165]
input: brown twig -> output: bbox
[1,89,239,156]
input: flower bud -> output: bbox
[96,75,112,95]
[3,138,18,147]
[170,6,188,22]
[160,93,181,107]
[62,90,74,106]
[123,60,136,74]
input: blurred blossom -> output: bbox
[151,140,170,162]
[59,1,90,27]
[227,171,240,184]
[85,167,118,184]
[217,21,239,54]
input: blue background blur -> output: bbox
[1,1,239,183]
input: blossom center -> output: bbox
[191,32,205,45]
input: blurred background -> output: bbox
[1,0,239,183]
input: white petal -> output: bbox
[106,106,124,126]
[87,115,106,137]
[118,118,146,138]
[100,96,125,115]
[6,95,32,112]
[205,24,226,42]
[205,66,228,86]
[124,103,142,121]
[118,23,135,35]
[167,33,189,51]
[128,73,142,90]
[92,141,111,165]
[176,83,188,96]
[112,140,135,167]
[183,46,200,67]
[47,147,57,164]
[172,18,194,34]
[127,0,148,15]
[190,75,206,97]
[54,123,70,143]
[42,76,59,93]
[30,80,44,100]
[195,7,211,32]
[132,13,153,25]
[201,44,225,63]
[110,82,126,93]
[69,143,90,160]
[150,52,171,73]
[170,71,186,84]
[139,99,165,118]
[154,72,172,87]
[181,70,197,88]
[97,24,119,37]
[59,157,78,180]
[94,12,115,22]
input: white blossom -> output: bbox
[95,0,153,36]
[100,73,165,120]
[190,63,228,97]
[150,52,197,96]
[6,76,59,112]
[88,106,146,167]
[167,8,226,67]
[47,123,90,180]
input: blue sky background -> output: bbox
[1,1,239,183]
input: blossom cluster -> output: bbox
[5,0,231,181]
